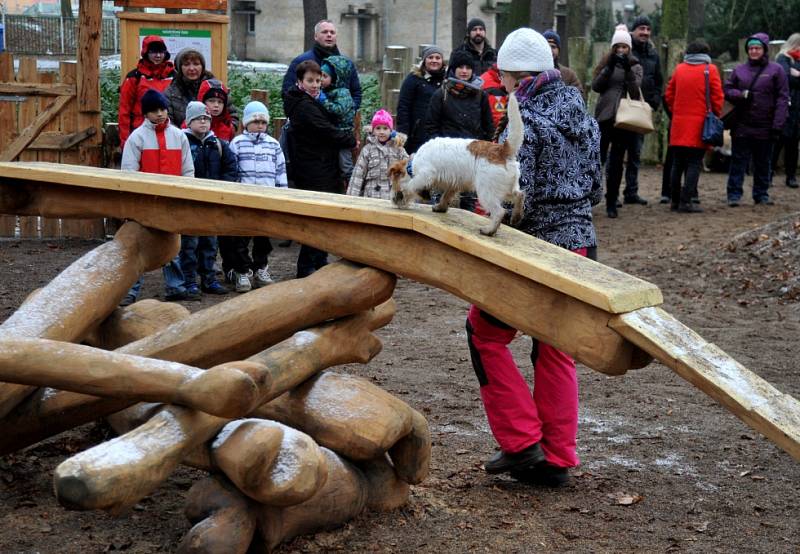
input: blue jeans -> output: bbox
[126,276,143,301]
[727,137,773,202]
[162,256,186,296]
[179,235,219,287]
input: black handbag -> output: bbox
[701,64,724,146]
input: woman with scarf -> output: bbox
[664,39,723,213]
[465,28,601,488]
[164,48,238,132]
[591,24,643,218]
[118,35,175,149]
[395,45,448,154]
[772,33,800,189]
[282,60,356,278]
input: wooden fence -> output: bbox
[0,53,105,239]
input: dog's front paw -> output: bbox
[479,226,498,237]
[392,191,406,207]
[431,205,449,213]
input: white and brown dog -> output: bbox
[389,93,524,236]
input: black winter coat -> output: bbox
[450,40,497,75]
[777,53,800,138]
[632,40,663,110]
[283,87,356,193]
[185,131,238,182]
[424,84,494,141]
[396,68,445,154]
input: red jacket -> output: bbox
[480,64,508,128]
[120,118,194,177]
[197,79,236,141]
[118,36,175,147]
[665,62,723,148]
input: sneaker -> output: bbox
[615,199,623,208]
[727,199,740,207]
[253,266,275,288]
[227,270,252,293]
[510,461,570,488]
[165,290,188,302]
[677,203,703,213]
[754,198,775,205]
[185,283,201,301]
[787,177,798,189]
[659,196,670,204]
[691,197,701,204]
[202,281,229,295]
[624,195,648,205]
[119,294,137,307]
[484,442,546,475]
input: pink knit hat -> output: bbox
[371,109,394,130]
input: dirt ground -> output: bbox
[1,166,799,553]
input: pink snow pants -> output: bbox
[465,249,585,468]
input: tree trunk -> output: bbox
[687,0,704,40]
[566,0,586,39]
[451,0,467,52]
[529,0,555,32]
[60,0,74,19]
[303,0,328,51]
[661,0,688,40]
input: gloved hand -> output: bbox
[607,54,618,70]
[618,54,631,70]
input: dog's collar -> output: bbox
[406,158,414,178]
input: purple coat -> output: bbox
[724,33,790,140]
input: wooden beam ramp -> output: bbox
[0,161,798,461]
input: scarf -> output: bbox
[683,53,712,65]
[297,82,320,99]
[788,49,800,61]
[514,69,562,103]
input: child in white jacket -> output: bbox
[347,109,407,199]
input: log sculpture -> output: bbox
[0,262,396,454]
[83,299,190,350]
[0,220,179,418]
[53,300,396,514]
[0,339,260,418]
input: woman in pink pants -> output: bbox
[466,28,602,487]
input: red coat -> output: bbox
[665,62,723,148]
[480,64,508,127]
[197,79,236,141]
[118,36,176,147]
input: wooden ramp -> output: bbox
[1,161,798,461]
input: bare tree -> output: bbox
[566,0,586,39]
[687,0,705,40]
[528,0,554,31]
[303,0,328,51]
[452,0,468,51]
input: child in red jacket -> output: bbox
[197,78,236,141]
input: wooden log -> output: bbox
[83,299,191,350]
[0,339,260,418]
[178,475,257,554]
[388,407,431,485]
[212,419,328,507]
[0,221,179,419]
[255,448,368,552]
[52,302,395,513]
[252,371,414,461]
[358,455,411,512]
[0,264,395,454]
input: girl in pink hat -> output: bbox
[346,109,408,199]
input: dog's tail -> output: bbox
[505,93,523,159]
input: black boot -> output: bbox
[787,177,798,189]
[677,203,703,213]
[484,442,545,474]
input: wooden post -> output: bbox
[0,53,16,236]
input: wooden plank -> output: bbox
[0,94,72,163]
[0,179,653,374]
[27,128,97,150]
[0,83,76,96]
[610,307,800,462]
[116,12,229,23]
[38,72,61,238]
[15,58,39,238]
[114,0,227,9]
[0,162,664,313]
[0,54,17,237]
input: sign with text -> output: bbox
[140,28,213,71]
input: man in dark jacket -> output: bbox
[724,33,790,205]
[623,15,663,206]
[281,20,362,111]
[450,18,497,75]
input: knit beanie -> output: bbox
[467,18,486,32]
[200,79,229,104]
[243,101,270,127]
[141,88,169,115]
[185,101,210,125]
[496,28,554,72]
[611,24,632,48]
[630,15,652,30]
[371,109,394,130]
[420,45,444,62]
[543,29,560,48]
[449,50,476,72]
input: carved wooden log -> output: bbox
[252,372,414,461]
[0,263,395,454]
[0,339,260,418]
[388,408,431,485]
[53,301,395,513]
[212,420,328,506]
[178,475,257,554]
[0,221,179,418]
[83,299,190,350]
[255,448,368,552]
[358,455,411,512]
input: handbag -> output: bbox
[701,64,724,146]
[614,88,655,134]
[721,64,766,130]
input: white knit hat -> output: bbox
[243,100,270,127]
[185,101,210,125]
[611,24,632,48]
[497,27,554,72]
